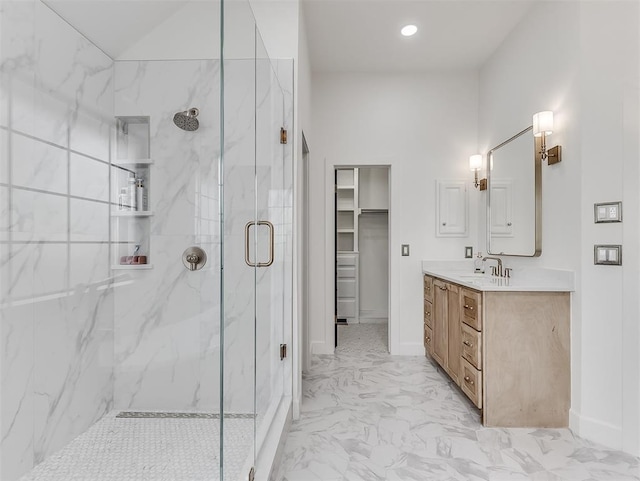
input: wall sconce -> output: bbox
[469,154,487,190]
[533,111,562,165]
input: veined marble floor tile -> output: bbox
[275,324,640,481]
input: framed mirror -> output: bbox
[487,125,541,257]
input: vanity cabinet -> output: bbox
[423,274,570,428]
[425,276,461,384]
[423,276,434,355]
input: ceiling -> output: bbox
[302,0,535,72]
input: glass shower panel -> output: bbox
[221,1,257,480]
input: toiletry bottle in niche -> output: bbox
[474,252,484,273]
[127,173,137,211]
[136,178,145,211]
[118,188,128,210]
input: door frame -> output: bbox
[331,164,391,351]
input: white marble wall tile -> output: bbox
[115,60,219,237]
[69,243,110,288]
[70,198,109,242]
[0,302,35,480]
[1,2,115,479]
[22,3,112,152]
[70,154,109,202]
[0,185,9,242]
[33,286,113,463]
[0,128,8,184]
[12,133,68,195]
[3,243,38,301]
[113,235,205,410]
[0,1,36,131]
[10,189,66,242]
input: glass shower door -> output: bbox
[220,5,287,478]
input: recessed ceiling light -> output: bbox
[401,25,418,37]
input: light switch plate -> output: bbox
[594,245,622,265]
[401,244,410,256]
[465,246,473,258]
[594,201,622,223]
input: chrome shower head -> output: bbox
[173,108,199,131]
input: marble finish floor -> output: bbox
[20,412,252,481]
[275,324,640,481]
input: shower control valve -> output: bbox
[182,246,207,271]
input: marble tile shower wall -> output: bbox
[0,2,114,480]
[113,60,221,411]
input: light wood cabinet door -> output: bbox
[446,283,461,384]
[424,325,433,355]
[424,275,434,303]
[432,279,448,367]
[461,288,482,331]
[461,322,482,370]
[424,300,433,329]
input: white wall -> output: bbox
[310,72,479,356]
[478,1,639,456]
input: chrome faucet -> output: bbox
[482,256,503,277]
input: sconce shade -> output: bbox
[469,154,482,171]
[533,111,554,137]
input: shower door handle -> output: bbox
[244,220,274,267]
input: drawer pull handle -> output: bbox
[463,340,473,347]
[464,376,474,385]
[426,312,431,317]
[463,304,474,310]
[438,285,447,291]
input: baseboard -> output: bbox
[310,340,333,355]
[356,317,387,324]
[570,409,622,450]
[359,309,388,320]
[391,341,425,356]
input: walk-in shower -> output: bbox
[0,1,293,480]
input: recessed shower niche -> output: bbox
[111,116,153,269]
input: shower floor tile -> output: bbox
[20,412,253,481]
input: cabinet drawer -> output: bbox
[424,275,434,303]
[461,288,482,331]
[337,279,356,298]
[424,300,433,329]
[337,299,356,318]
[461,322,482,370]
[424,325,433,354]
[460,357,482,409]
[337,266,356,279]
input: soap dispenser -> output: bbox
[474,253,484,273]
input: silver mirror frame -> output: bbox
[487,125,542,257]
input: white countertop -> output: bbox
[422,260,575,292]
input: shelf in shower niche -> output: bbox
[111,210,154,217]
[112,158,154,167]
[111,264,154,270]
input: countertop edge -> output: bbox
[422,266,575,292]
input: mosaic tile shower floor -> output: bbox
[275,324,640,481]
[20,412,253,481]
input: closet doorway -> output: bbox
[335,167,390,351]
